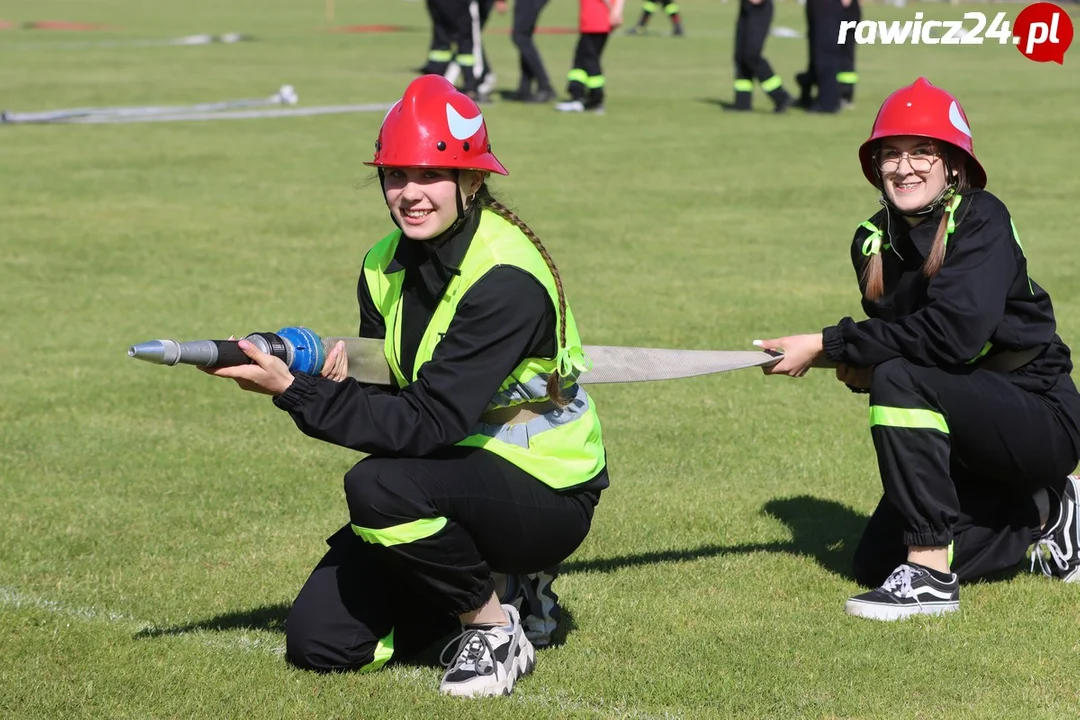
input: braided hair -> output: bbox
[471,184,572,407]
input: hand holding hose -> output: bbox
[200,337,295,396]
[756,334,828,378]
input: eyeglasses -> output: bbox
[875,146,940,174]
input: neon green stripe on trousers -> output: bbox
[869,406,949,434]
[352,517,448,546]
[358,628,395,673]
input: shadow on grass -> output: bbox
[563,495,867,582]
[134,597,579,658]
[135,497,865,642]
[134,604,290,638]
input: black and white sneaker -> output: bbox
[845,563,959,621]
[498,568,562,649]
[438,604,535,698]
[1030,475,1080,582]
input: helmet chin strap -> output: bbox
[378,168,404,232]
[875,155,959,218]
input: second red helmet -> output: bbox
[858,77,987,189]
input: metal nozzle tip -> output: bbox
[128,340,180,365]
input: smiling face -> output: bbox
[876,136,956,215]
[382,167,485,241]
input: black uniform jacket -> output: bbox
[273,210,562,458]
[822,188,1073,394]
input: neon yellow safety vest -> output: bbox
[361,209,605,490]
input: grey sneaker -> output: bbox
[438,604,535,698]
[497,568,562,649]
[845,563,959,621]
[1031,475,1080,581]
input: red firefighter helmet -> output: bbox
[858,77,987,189]
[365,75,508,176]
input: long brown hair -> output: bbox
[471,184,573,406]
[861,146,970,302]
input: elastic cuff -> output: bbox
[451,575,497,617]
[902,530,952,547]
[822,324,847,363]
[272,372,318,412]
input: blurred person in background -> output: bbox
[795,0,846,113]
[725,0,794,113]
[556,0,626,113]
[626,0,683,36]
[420,0,500,102]
[508,0,557,103]
[837,0,859,108]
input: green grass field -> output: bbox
[3,0,1080,717]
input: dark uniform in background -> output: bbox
[421,0,456,74]
[837,0,860,106]
[511,0,556,101]
[728,0,793,113]
[556,0,619,113]
[796,0,845,113]
[420,0,496,100]
[628,0,683,36]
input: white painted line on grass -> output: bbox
[0,586,285,656]
[2,586,678,715]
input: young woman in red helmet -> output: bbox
[205,74,607,695]
[758,77,1080,620]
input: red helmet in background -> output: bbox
[858,77,987,189]
[365,75,508,176]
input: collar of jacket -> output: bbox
[888,188,977,259]
[383,207,481,300]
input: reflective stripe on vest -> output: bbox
[471,384,590,449]
[361,210,605,489]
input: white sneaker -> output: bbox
[1031,475,1080,582]
[845,563,959,621]
[438,604,535,697]
[555,100,585,112]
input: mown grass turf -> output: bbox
[3,1,1080,717]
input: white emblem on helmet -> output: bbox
[446,103,483,140]
[948,101,972,138]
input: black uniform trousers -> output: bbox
[424,0,457,73]
[838,0,860,102]
[802,0,844,111]
[640,0,680,23]
[513,0,553,95]
[733,1,788,109]
[567,33,609,106]
[286,446,602,672]
[735,2,775,82]
[852,358,1080,587]
[423,0,489,92]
